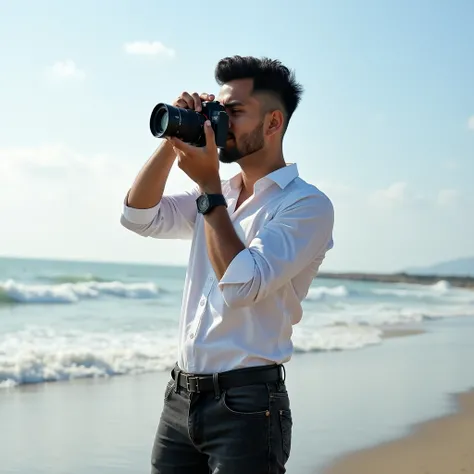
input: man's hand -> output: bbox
[168,121,222,194]
[173,92,215,112]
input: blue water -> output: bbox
[1,256,474,388]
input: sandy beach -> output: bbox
[322,389,474,474]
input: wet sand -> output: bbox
[322,389,474,474]
[381,327,425,339]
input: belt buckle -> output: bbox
[186,376,200,393]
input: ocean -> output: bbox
[1,256,474,389]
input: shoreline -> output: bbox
[318,271,474,290]
[380,326,425,339]
[1,325,425,391]
[321,388,474,474]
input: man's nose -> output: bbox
[226,119,234,134]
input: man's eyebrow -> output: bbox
[224,100,245,107]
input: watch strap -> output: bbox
[196,193,227,214]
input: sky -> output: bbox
[0,0,473,273]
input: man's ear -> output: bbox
[266,110,285,137]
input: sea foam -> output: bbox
[0,279,161,304]
[0,322,385,387]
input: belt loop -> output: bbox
[174,368,181,393]
[212,373,220,399]
[279,364,286,384]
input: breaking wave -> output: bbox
[0,279,161,304]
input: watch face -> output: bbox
[197,194,209,213]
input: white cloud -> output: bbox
[0,144,142,221]
[437,189,459,207]
[443,159,459,170]
[0,144,118,186]
[1,144,473,273]
[0,143,203,210]
[468,115,474,131]
[50,60,85,80]
[315,181,355,197]
[368,182,463,212]
[0,143,199,264]
[124,41,175,58]
[369,182,408,209]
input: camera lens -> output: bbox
[156,108,169,133]
[150,104,173,137]
[150,103,205,145]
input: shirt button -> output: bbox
[189,333,195,339]
[200,299,205,306]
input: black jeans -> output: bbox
[150,365,293,473]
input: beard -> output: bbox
[218,121,265,164]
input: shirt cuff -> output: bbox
[218,248,255,286]
[121,191,161,225]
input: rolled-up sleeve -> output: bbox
[218,192,334,308]
[120,186,201,240]
[122,198,161,225]
[219,249,255,284]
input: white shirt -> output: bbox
[121,163,334,374]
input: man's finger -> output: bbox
[180,92,194,109]
[204,120,217,152]
[168,137,193,154]
[200,93,215,102]
[191,92,202,112]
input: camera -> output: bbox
[149,100,229,149]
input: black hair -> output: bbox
[214,55,303,129]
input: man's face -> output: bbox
[216,79,266,164]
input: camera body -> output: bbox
[150,100,229,149]
[199,101,229,148]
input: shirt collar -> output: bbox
[228,163,299,192]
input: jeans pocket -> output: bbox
[163,379,174,402]
[279,409,292,459]
[220,384,270,417]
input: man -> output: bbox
[120,55,334,473]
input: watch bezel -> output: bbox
[197,194,210,213]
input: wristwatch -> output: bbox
[196,193,227,215]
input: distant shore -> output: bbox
[319,271,474,290]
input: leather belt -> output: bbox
[172,364,284,393]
